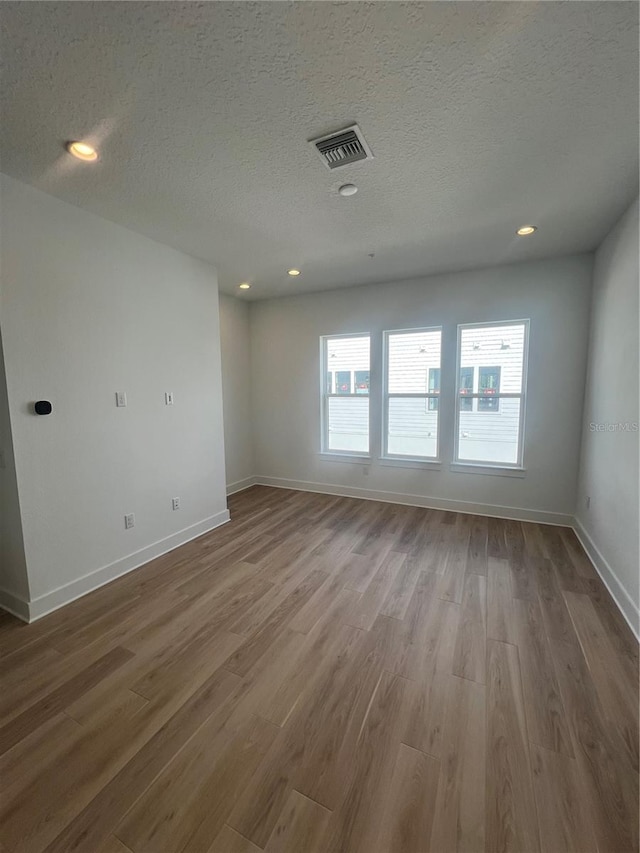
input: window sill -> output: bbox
[449,462,526,478]
[318,452,371,464]
[379,457,442,471]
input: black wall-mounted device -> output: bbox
[34,401,52,415]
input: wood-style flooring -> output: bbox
[1,486,638,853]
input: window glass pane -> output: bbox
[460,324,526,393]
[328,396,369,453]
[388,397,438,458]
[388,330,441,394]
[458,397,521,464]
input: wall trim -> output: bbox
[573,518,640,641]
[2,510,230,624]
[0,587,30,623]
[254,475,573,526]
[226,476,257,496]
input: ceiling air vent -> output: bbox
[310,124,373,170]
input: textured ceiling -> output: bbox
[1,2,638,299]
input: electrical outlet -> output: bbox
[165,392,174,406]
[116,391,127,407]
[585,495,591,510]
[172,497,180,511]
[124,513,135,529]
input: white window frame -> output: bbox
[382,326,442,463]
[320,333,371,458]
[454,319,530,470]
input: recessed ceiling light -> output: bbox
[66,141,98,162]
[338,184,358,197]
[516,225,537,236]
[288,269,301,276]
[238,283,251,290]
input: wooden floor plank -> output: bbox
[552,638,639,853]
[430,676,486,853]
[323,671,413,853]
[346,551,405,630]
[533,556,580,647]
[39,668,242,853]
[452,572,486,683]
[262,790,331,853]
[97,838,133,853]
[378,554,421,620]
[530,744,597,853]
[466,515,488,576]
[564,590,639,771]
[512,598,574,757]
[118,714,279,853]
[206,825,261,853]
[487,557,517,644]
[0,646,133,756]
[486,639,540,853]
[436,535,469,603]
[377,743,440,853]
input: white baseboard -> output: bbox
[254,475,574,526]
[226,476,257,496]
[1,510,230,624]
[573,519,639,641]
[0,587,30,623]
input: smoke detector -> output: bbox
[310,124,373,170]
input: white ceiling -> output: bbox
[1,2,637,300]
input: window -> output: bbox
[478,366,501,411]
[456,321,528,466]
[321,335,370,454]
[384,328,442,459]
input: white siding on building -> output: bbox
[324,335,370,453]
[386,328,442,458]
[457,323,527,464]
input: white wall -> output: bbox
[250,255,593,523]
[0,325,29,610]
[576,198,639,634]
[219,293,254,492]
[0,174,228,620]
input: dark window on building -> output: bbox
[459,366,474,411]
[336,370,351,395]
[427,367,440,411]
[478,366,501,411]
[354,370,370,395]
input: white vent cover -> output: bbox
[310,124,373,169]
